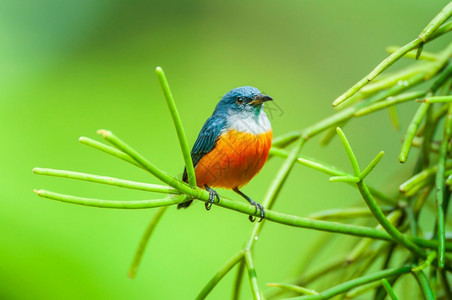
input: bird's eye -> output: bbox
[236,97,244,105]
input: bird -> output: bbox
[178,86,273,222]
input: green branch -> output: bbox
[33,168,179,194]
[195,251,244,300]
[435,103,452,268]
[128,206,168,279]
[332,1,452,107]
[155,67,196,186]
[288,265,412,300]
[336,127,426,258]
[33,188,452,252]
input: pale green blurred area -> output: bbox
[0,1,449,299]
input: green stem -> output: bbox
[440,269,452,299]
[329,175,360,183]
[412,270,434,300]
[435,103,452,268]
[381,278,399,300]
[33,189,452,251]
[429,21,452,40]
[34,189,188,209]
[354,90,426,117]
[307,206,393,220]
[232,259,245,300]
[418,2,452,42]
[288,265,412,300]
[399,103,430,163]
[388,105,400,130]
[267,283,318,296]
[346,210,402,264]
[422,96,452,103]
[244,251,263,300]
[79,136,142,168]
[360,151,385,180]
[385,46,438,61]
[245,138,305,251]
[336,127,426,257]
[357,182,426,258]
[155,66,196,186]
[360,64,429,95]
[345,280,382,298]
[97,130,204,198]
[195,251,244,300]
[332,2,452,107]
[335,127,361,176]
[270,147,346,177]
[33,168,179,194]
[400,161,452,193]
[332,37,423,107]
[128,206,168,279]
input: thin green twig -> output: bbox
[245,138,306,251]
[245,250,263,300]
[33,168,179,194]
[155,66,196,186]
[307,206,393,220]
[96,130,204,198]
[128,206,168,279]
[399,103,430,163]
[34,189,188,208]
[435,103,452,268]
[196,251,244,300]
[336,127,426,258]
[79,136,143,168]
[418,2,452,42]
[354,90,426,117]
[386,46,438,61]
[33,189,452,251]
[232,259,245,300]
[332,1,452,107]
[267,282,318,296]
[412,270,435,300]
[287,265,412,300]
[381,278,399,300]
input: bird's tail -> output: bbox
[178,167,193,209]
[177,200,193,209]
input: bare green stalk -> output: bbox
[33,168,179,194]
[381,278,399,300]
[79,136,143,168]
[412,270,435,300]
[288,265,412,300]
[155,66,196,186]
[128,206,168,279]
[267,282,318,296]
[435,103,452,268]
[196,251,244,300]
[336,127,426,258]
[332,1,452,107]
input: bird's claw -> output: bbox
[205,185,220,211]
[248,202,265,222]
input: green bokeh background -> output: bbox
[1,1,449,299]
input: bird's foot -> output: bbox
[232,187,265,222]
[204,185,220,210]
[248,201,265,223]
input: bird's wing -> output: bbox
[182,115,226,183]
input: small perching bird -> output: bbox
[179,86,273,222]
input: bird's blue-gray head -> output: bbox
[214,86,273,116]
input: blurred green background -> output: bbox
[0,0,449,299]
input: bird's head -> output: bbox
[215,86,273,116]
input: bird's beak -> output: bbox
[250,94,273,106]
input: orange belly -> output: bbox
[194,129,272,189]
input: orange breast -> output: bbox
[194,129,272,189]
